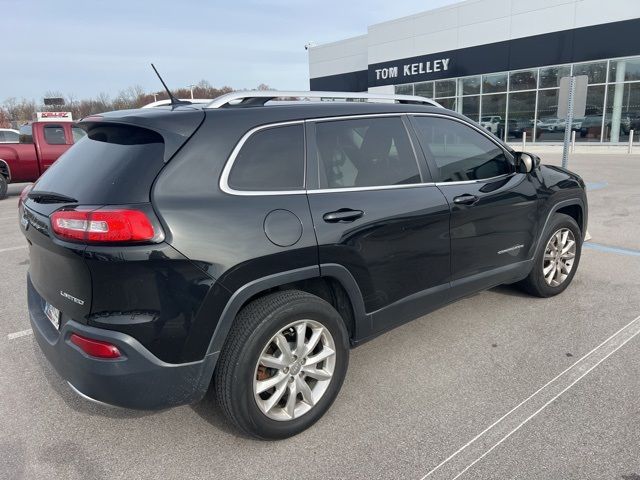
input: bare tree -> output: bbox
[1,82,274,122]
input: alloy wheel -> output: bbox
[542,228,576,287]
[253,319,336,421]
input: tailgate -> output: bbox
[22,204,92,322]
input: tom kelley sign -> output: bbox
[374,58,450,81]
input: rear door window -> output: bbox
[43,124,67,145]
[227,124,304,192]
[314,117,421,189]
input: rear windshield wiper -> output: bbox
[28,191,79,204]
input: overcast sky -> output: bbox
[1,0,460,102]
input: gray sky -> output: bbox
[1,0,459,102]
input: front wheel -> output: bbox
[519,213,582,297]
[214,290,349,439]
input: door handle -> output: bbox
[322,209,364,223]
[453,194,478,206]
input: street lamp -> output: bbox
[188,85,196,100]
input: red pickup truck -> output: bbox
[0,121,85,197]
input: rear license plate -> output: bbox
[44,302,61,330]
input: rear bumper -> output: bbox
[28,275,217,410]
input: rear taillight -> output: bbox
[18,184,33,207]
[51,208,156,243]
[70,333,121,359]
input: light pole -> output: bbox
[188,85,196,100]
[152,93,158,102]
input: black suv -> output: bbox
[21,91,587,439]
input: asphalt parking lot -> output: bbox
[1,152,639,480]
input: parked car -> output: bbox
[538,118,582,132]
[22,91,587,439]
[480,115,501,134]
[0,121,86,197]
[0,128,20,143]
[579,114,631,138]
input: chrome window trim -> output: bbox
[409,112,517,184]
[219,120,307,196]
[220,111,506,196]
[307,183,436,195]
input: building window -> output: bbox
[395,84,414,95]
[415,81,434,98]
[435,79,456,98]
[539,65,571,89]
[483,73,507,93]
[573,61,607,84]
[605,82,640,143]
[460,76,481,95]
[437,97,457,110]
[507,91,537,141]
[396,55,640,144]
[575,85,607,142]
[609,57,640,83]
[509,69,538,91]
[536,89,566,142]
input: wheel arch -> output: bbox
[533,198,587,257]
[206,264,368,357]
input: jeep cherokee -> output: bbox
[21,90,587,439]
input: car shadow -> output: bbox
[489,284,533,299]
[30,339,155,419]
[190,383,253,439]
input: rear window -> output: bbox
[32,124,166,204]
[43,124,67,145]
[227,124,304,191]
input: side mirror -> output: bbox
[514,152,540,173]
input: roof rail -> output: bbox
[141,98,214,109]
[204,90,442,109]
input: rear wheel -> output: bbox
[214,290,349,439]
[519,213,582,297]
[0,175,7,199]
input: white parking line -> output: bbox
[421,314,640,480]
[0,245,27,253]
[7,329,32,340]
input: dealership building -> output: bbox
[308,0,640,145]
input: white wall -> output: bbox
[309,0,640,79]
[308,35,368,79]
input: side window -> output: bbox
[43,124,67,145]
[5,131,19,143]
[0,132,5,142]
[412,116,512,182]
[315,117,421,189]
[72,126,87,143]
[227,124,304,191]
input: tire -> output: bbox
[519,213,582,298]
[214,290,349,439]
[0,175,7,199]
